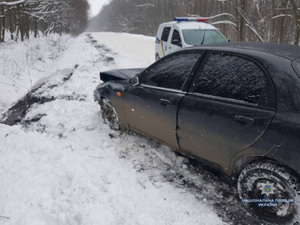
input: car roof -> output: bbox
[160,21,217,30]
[189,42,300,60]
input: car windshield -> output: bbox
[182,29,227,45]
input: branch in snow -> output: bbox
[135,4,154,8]
[0,215,10,220]
[254,2,263,21]
[63,145,74,151]
[212,20,237,27]
[245,24,265,42]
[237,7,265,42]
[272,14,295,20]
[208,13,236,21]
[0,0,26,6]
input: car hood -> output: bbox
[100,68,145,82]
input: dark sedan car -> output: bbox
[94,43,300,223]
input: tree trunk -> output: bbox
[1,5,5,42]
[278,1,289,44]
[289,0,300,45]
[270,0,276,42]
[9,5,15,40]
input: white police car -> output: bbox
[155,17,227,60]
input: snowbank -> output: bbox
[0,34,73,114]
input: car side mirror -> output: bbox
[129,75,139,86]
[172,39,182,47]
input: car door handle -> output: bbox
[234,115,254,125]
[160,98,171,106]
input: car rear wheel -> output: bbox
[99,98,120,130]
[237,162,300,223]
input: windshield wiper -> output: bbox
[200,24,208,45]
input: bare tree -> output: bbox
[287,0,300,45]
[0,0,89,42]
[89,0,299,45]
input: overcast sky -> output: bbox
[88,0,111,18]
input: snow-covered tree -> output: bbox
[89,0,300,45]
[0,0,89,42]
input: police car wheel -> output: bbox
[237,162,299,223]
[99,98,120,130]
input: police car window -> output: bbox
[161,27,171,42]
[191,53,272,105]
[141,52,202,90]
[171,29,182,46]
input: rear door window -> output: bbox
[161,27,171,42]
[141,51,202,90]
[191,53,275,107]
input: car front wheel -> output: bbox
[237,161,300,223]
[99,98,120,130]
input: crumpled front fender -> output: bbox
[94,81,127,102]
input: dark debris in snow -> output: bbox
[0,88,55,126]
[0,66,84,126]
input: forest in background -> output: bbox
[0,0,89,42]
[89,0,300,45]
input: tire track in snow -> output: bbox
[113,131,276,225]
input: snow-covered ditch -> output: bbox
[0,32,274,225]
[0,34,73,114]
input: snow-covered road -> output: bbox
[0,32,270,225]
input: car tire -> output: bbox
[99,98,120,130]
[237,161,300,223]
[155,53,160,61]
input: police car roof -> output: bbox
[160,21,217,30]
